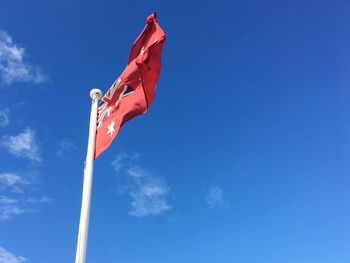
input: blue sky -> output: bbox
[0,0,350,262]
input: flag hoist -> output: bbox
[75,12,165,263]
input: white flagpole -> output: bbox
[75,88,103,263]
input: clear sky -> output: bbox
[0,0,349,262]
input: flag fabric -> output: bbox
[94,12,165,159]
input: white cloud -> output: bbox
[0,30,46,85]
[0,197,30,220]
[129,175,171,217]
[205,186,229,210]
[111,153,139,172]
[0,173,22,186]
[0,128,50,220]
[24,196,51,204]
[0,173,27,193]
[0,169,51,220]
[127,166,148,178]
[0,108,9,127]
[111,153,171,218]
[55,138,76,158]
[1,128,41,163]
[0,195,51,220]
[0,246,26,263]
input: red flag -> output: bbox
[94,13,165,158]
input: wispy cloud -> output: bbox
[0,195,51,220]
[55,138,76,158]
[0,173,22,186]
[128,174,171,217]
[0,246,26,263]
[0,30,46,85]
[1,128,41,163]
[111,153,171,218]
[0,172,28,193]
[0,108,9,127]
[0,170,50,220]
[111,153,140,172]
[205,186,229,210]
[0,196,31,219]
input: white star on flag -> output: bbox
[106,120,116,136]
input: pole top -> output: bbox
[90,88,103,100]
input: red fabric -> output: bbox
[94,12,165,159]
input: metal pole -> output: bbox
[75,88,103,263]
